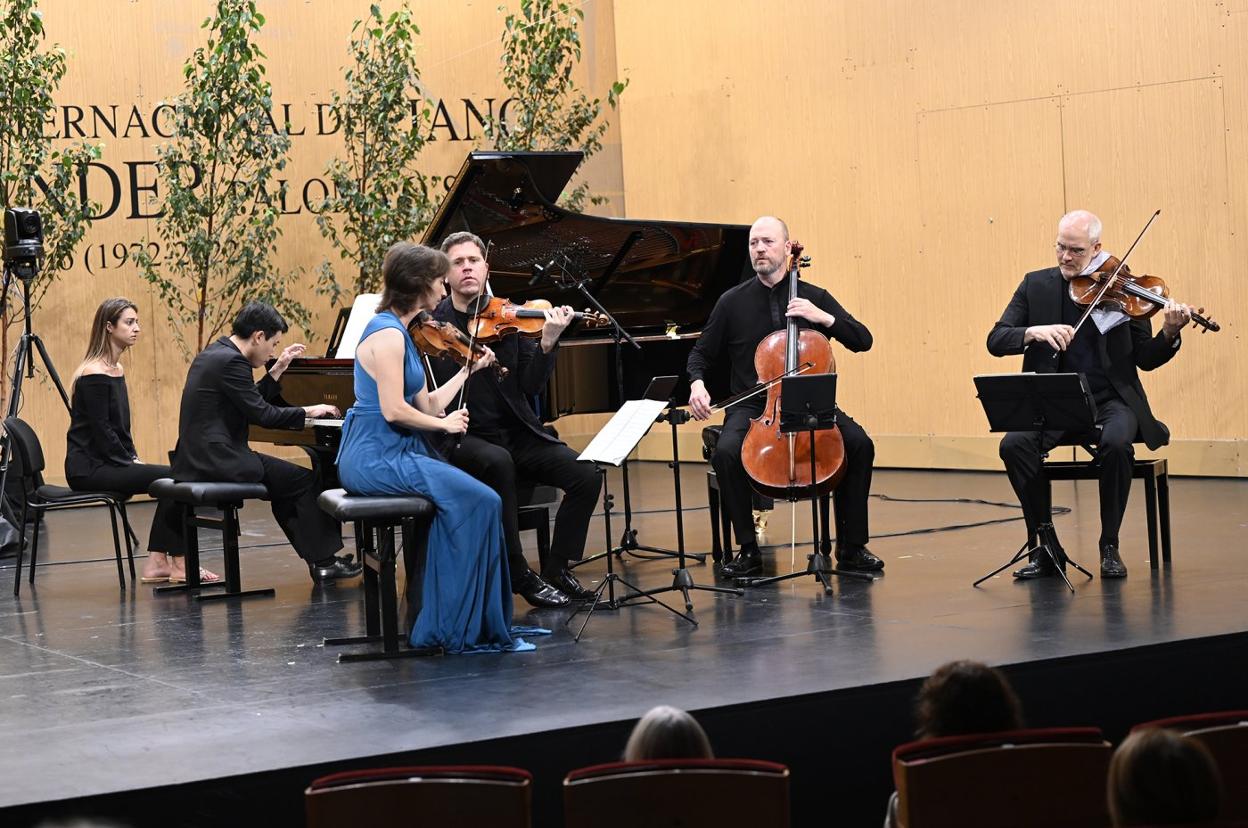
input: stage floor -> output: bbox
[2,463,1246,825]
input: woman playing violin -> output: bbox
[336,242,543,653]
[425,231,602,607]
[988,209,1196,581]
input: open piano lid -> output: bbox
[421,151,750,340]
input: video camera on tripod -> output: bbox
[3,207,45,281]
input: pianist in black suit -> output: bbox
[166,302,361,583]
[687,216,882,578]
[426,231,602,607]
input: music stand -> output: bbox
[971,372,1097,592]
[623,379,744,611]
[738,374,875,594]
[568,393,697,641]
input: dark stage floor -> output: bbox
[2,463,1246,826]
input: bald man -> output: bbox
[688,216,880,578]
[988,210,1193,579]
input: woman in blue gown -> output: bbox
[336,242,537,653]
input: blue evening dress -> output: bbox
[336,310,535,653]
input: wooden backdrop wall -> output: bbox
[20,0,1246,482]
[610,0,1247,476]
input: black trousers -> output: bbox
[999,397,1137,546]
[68,462,182,555]
[145,453,342,563]
[712,405,875,550]
[444,429,602,582]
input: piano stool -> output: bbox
[148,479,276,601]
[317,489,442,663]
[518,481,558,573]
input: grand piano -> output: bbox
[250,150,749,451]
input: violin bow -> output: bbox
[451,240,496,444]
[1068,209,1161,339]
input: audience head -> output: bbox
[623,705,714,762]
[1108,728,1222,827]
[230,302,289,366]
[914,660,1024,739]
[378,242,451,316]
[74,297,139,384]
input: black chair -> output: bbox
[5,417,137,596]
[517,480,556,572]
[702,425,830,562]
[318,488,442,662]
[148,478,274,601]
[1042,433,1171,568]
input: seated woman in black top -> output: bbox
[65,298,219,584]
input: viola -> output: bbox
[468,296,610,342]
[740,242,847,499]
[1069,256,1220,333]
[408,311,507,378]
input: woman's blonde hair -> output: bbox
[72,298,137,386]
[623,705,714,762]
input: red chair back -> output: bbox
[892,727,1111,828]
[1135,711,1248,822]
[305,765,531,828]
[564,758,790,828]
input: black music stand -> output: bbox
[971,372,1097,592]
[568,401,697,641]
[738,374,875,594]
[623,384,744,611]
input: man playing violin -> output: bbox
[687,215,880,578]
[426,230,603,607]
[988,209,1194,579]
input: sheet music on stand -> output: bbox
[333,293,382,359]
[577,399,669,466]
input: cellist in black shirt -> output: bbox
[687,216,882,578]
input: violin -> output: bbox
[740,242,847,499]
[408,311,507,378]
[468,296,610,342]
[1069,256,1220,333]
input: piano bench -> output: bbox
[317,489,442,663]
[518,482,558,573]
[148,479,275,602]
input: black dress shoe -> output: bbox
[836,546,885,572]
[1012,557,1058,580]
[310,554,363,583]
[543,566,597,601]
[514,571,571,608]
[1100,542,1127,578]
[720,547,762,578]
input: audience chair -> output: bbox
[148,478,274,601]
[564,758,790,828]
[317,488,441,662]
[305,765,532,828]
[1042,431,1171,568]
[892,727,1111,828]
[1134,710,1248,821]
[5,416,138,596]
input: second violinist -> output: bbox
[427,231,603,607]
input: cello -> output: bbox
[740,242,847,499]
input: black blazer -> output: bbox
[428,297,560,443]
[986,267,1179,450]
[172,337,305,482]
